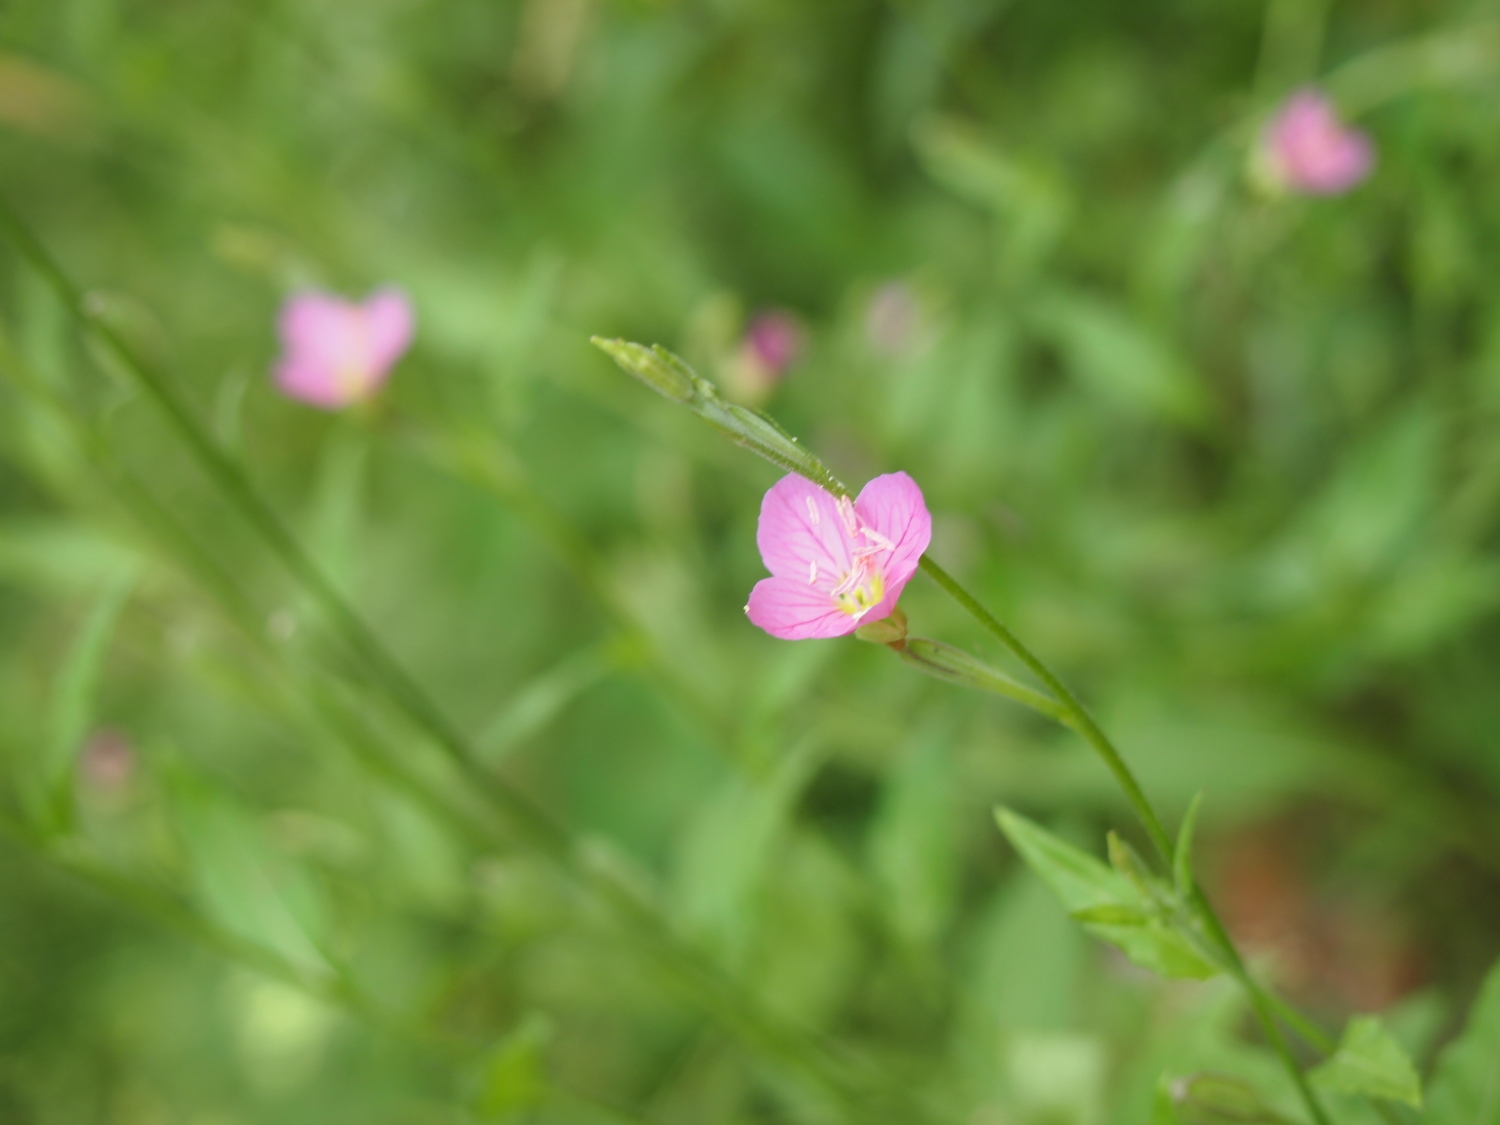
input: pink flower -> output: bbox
[744,310,804,376]
[79,728,135,793]
[274,288,414,409]
[1262,90,1374,195]
[727,310,806,405]
[746,472,932,640]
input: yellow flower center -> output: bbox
[833,565,885,618]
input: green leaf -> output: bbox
[1028,291,1209,425]
[168,768,330,977]
[1175,791,1204,897]
[1426,953,1500,1125]
[30,571,135,832]
[996,808,1132,913]
[1071,903,1153,927]
[996,808,1219,981]
[1096,922,1220,981]
[1309,1016,1422,1108]
[477,1016,551,1121]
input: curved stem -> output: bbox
[915,555,1334,1125]
[917,557,1174,860]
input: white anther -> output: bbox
[805,497,820,526]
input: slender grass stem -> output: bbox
[0,201,914,1125]
[916,557,1175,859]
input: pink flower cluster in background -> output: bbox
[1262,89,1373,195]
[746,472,931,640]
[274,288,414,409]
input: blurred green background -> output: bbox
[2,1,1500,1122]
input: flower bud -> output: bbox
[590,337,695,402]
[1170,1073,1281,1125]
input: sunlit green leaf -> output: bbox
[997,808,1219,981]
[1309,1016,1422,1108]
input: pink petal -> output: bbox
[362,288,414,373]
[279,293,353,358]
[853,471,932,586]
[275,358,355,409]
[746,576,858,640]
[1266,89,1373,195]
[756,474,856,585]
[273,288,413,409]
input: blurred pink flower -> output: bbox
[746,472,931,640]
[743,310,804,376]
[1262,90,1373,195]
[274,288,413,409]
[79,728,135,793]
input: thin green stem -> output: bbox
[895,636,1070,725]
[915,555,1333,1125]
[917,557,1175,860]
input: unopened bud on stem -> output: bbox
[590,337,695,402]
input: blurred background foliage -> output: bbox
[1,0,1500,1122]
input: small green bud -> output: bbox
[590,336,695,402]
[1170,1073,1287,1125]
[855,607,907,645]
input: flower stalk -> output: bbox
[597,338,1338,1125]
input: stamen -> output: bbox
[805,497,820,526]
[836,496,860,537]
[808,560,818,586]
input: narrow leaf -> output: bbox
[1309,1016,1422,1108]
[1071,904,1153,927]
[34,571,135,831]
[1175,791,1204,897]
[996,807,1132,912]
